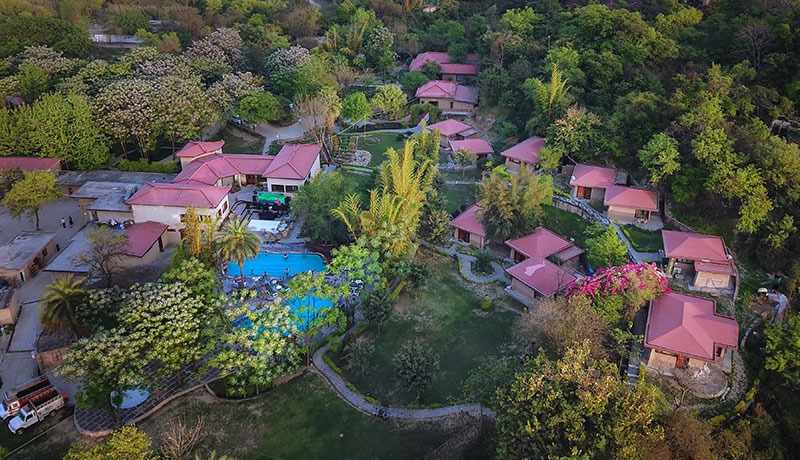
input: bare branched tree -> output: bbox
[161,416,207,460]
[735,22,775,74]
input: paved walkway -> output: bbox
[255,120,309,153]
[312,340,493,420]
[417,240,508,284]
[610,223,661,264]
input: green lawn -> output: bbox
[209,125,265,154]
[332,255,517,406]
[622,225,664,252]
[340,132,408,167]
[440,169,482,182]
[139,373,451,460]
[341,170,377,199]
[441,184,477,214]
[540,204,594,248]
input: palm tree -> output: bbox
[39,275,87,336]
[216,218,262,287]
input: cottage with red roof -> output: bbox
[662,230,735,291]
[126,182,231,242]
[409,52,479,82]
[416,80,477,115]
[448,138,494,161]
[604,185,659,224]
[500,137,544,173]
[505,227,584,300]
[426,119,477,147]
[450,204,487,248]
[175,140,225,167]
[645,292,738,372]
[569,163,617,201]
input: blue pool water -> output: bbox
[227,252,326,277]
[234,295,335,333]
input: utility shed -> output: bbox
[0,232,57,286]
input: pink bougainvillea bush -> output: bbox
[566,262,669,325]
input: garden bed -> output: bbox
[622,225,664,252]
[339,132,407,167]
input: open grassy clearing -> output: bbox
[209,125,265,154]
[540,204,594,248]
[331,254,518,406]
[622,225,664,252]
[340,132,408,167]
[441,184,477,214]
[440,169,482,182]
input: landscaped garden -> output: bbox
[441,183,477,213]
[339,132,407,167]
[621,224,664,252]
[209,125,265,154]
[540,204,594,248]
[328,254,518,406]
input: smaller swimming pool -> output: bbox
[227,252,326,278]
[233,295,335,332]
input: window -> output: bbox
[271,184,285,192]
[179,213,186,222]
[511,159,520,164]
[634,209,648,219]
[285,185,299,193]
[41,248,48,257]
[449,101,454,109]
[52,351,62,362]
[223,201,228,211]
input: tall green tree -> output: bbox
[236,90,282,123]
[371,84,407,120]
[287,271,344,367]
[394,340,440,401]
[64,426,156,460]
[584,223,629,269]
[293,173,357,245]
[215,218,262,286]
[39,275,87,336]
[765,315,800,389]
[523,65,571,133]
[495,343,663,459]
[638,133,681,185]
[2,170,61,231]
[478,167,553,241]
[341,92,372,129]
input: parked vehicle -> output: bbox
[8,388,66,435]
[0,376,52,420]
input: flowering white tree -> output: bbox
[94,78,163,157]
[186,28,244,69]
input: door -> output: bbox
[457,229,469,242]
[675,355,689,369]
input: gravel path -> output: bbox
[312,341,494,420]
[417,240,508,284]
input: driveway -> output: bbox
[254,119,310,153]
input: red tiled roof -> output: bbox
[409,52,478,72]
[0,156,60,171]
[645,292,739,361]
[176,140,225,158]
[506,227,576,259]
[603,185,659,212]
[500,137,545,165]
[694,260,735,275]
[450,204,485,237]
[427,119,473,137]
[126,182,230,208]
[449,138,493,155]
[662,230,730,264]
[173,154,274,185]
[440,63,479,76]
[263,144,322,180]
[416,81,478,104]
[507,258,578,297]
[569,163,616,188]
[125,221,168,257]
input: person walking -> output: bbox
[61,217,66,228]
[68,216,74,227]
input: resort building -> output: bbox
[69,181,138,223]
[126,182,231,243]
[569,163,617,201]
[0,288,20,326]
[662,230,735,291]
[45,222,169,280]
[173,142,323,194]
[500,136,545,172]
[0,232,57,286]
[427,119,478,148]
[645,291,738,373]
[505,227,584,300]
[175,140,225,168]
[415,80,478,115]
[450,204,487,249]
[448,138,494,161]
[409,52,479,82]
[603,185,659,224]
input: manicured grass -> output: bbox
[540,204,594,248]
[622,225,664,252]
[440,169,482,182]
[341,170,377,200]
[334,255,517,406]
[135,373,451,460]
[441,184,477,214]
[209,126,265,154]
[340,132,408,167]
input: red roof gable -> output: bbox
[507,258,578,297]
[173,154,274,185]
[176,140,225,159]
[125,221,168,257]
[416,81,477,104]
[0,156,60,171]
[448,138,493,155]
[264,143,322,180]
[500,137,545,165]
[126,182,230,208]
[569,163,616,188]
[440,63,479,76]
[450,204,485,237]
[506,227,579,260]
[645,292,739,361]
[428,119,473,137]
[662,230,730,263]
[603,185,658,212]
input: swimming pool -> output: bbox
[227,252,326,278]
[233,295,335,333]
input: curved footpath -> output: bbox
[312,341,494,420]
[417,240,508,284]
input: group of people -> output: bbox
[60,216,74,228]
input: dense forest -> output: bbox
[1,0,800,457]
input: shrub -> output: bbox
[323,354,343,374]
[472,250,494,275]
[480,299,492,311]
[118,158,180,173]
